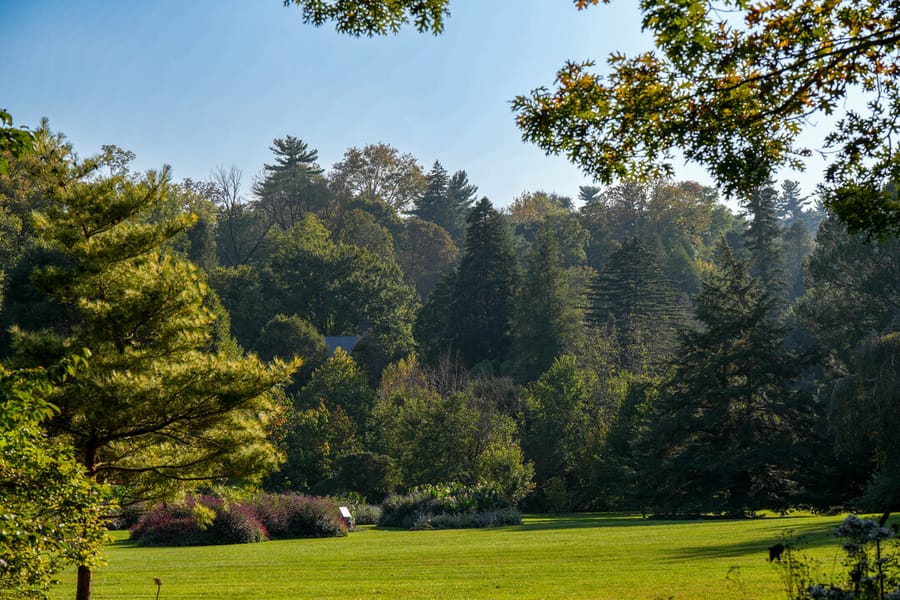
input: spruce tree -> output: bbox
[586,237,682,374]
[635,239,812,515]
[412,160,450,222]
[449,198,518,370]
[511,223,580,382]
[412,162,476,246]
[445,170,478,243]
[742,180,784,294]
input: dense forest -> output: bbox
[3,121,897,522]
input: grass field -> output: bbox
[51,513,852,599]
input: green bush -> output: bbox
[411,508,522,530]
[379,483,519,530]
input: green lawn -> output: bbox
[51,513,850,600]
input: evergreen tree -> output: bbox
[413,269,458,365]
[412,162,476,246]
[781,220,814,301]
[776,179,807,224]
[511,223,581,382]
[635,239,813,515]
[4,160,296,599]
[449,198,518,370]
[742,180,784,294]
[412,160,450,223]
[445,169,478,243]
[253,135,327,229]
[586,237,682,374]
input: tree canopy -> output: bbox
[511,1,900,239]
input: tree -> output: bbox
[412,162,477,247]
[512,1,900,239]
[449,198,518,370]
[586,237,683,374]
[252,314,328,390]
[371,356,532,498]
[413,160,450,221]
[830,333,900,510]
[776,180,807,225]
[210,165,274,266]
[741,180,785,295]
[0,359,108,600]
[395,217,458,299]
[3,158,297,599]
[635,240,813,515]
[0,109,34,176]
[297,348,375,435]
[284,0,450,36]
[796,216,900,367]
[511,223,581,382]
[523,355,603,511]
[444,169,479,244]
[329,143,426,213]
[253,135,328,230]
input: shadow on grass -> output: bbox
[517,513,662,532]
[669,520,843,560]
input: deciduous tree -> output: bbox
[513,1,900,239]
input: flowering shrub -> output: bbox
[774,514,900,600]
[251,493,346,539]
[379,483,520,530]
[130,493,345,546]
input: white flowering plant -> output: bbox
[775,515,900,600]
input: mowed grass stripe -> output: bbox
[52,513,847,599]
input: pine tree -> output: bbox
[253,135,327,229]
[5,160,297,599]
[635,239,812,515]
[776,179,807,224]
[586,237,682,374]
[449,198,518,370]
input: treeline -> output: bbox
[2,122,897,517]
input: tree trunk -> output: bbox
[76,565,92,600]
[76,440,99,600]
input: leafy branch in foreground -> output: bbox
[0,357,110,600]
[513,1,900,239]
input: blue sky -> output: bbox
[2,1,822,208]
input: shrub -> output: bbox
[251,493,347,539]
[411,508,522,530]
[129,502,204,547]
[351,503,382,525]
[209,503,268,545]
[379,483,520,530]
[130,493,348,546]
